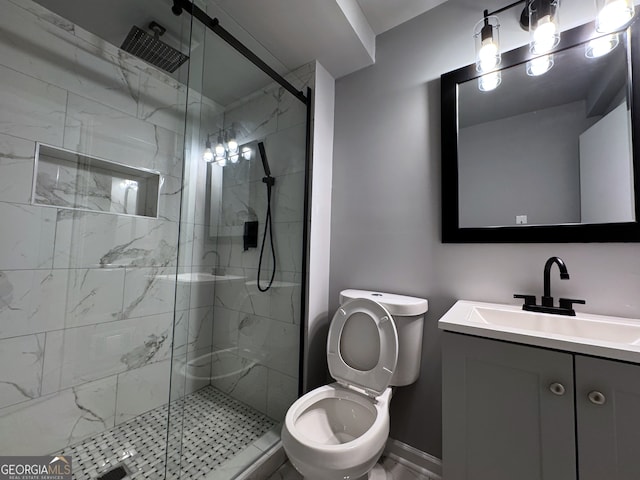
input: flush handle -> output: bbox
[588,390,606,405]
[549,382,566,396]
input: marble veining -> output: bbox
[0,133,36,205]
[0,333,45,409]
[0,375,117,455]
[0,269,67,339]
[41,313,174,393]
[120,332,168,370]
[52,210,178,269]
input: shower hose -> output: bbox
[257,177,276,292]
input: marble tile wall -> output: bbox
[208,63,314,421]
[0,0,312,462]
[0,0,223,456]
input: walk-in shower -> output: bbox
[0,0,311,478]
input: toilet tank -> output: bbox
[339,289,428,386]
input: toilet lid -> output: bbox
[327,298,398,396]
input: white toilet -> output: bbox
[282,289,428,480]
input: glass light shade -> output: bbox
[530,0,560,54]
[478,71,501,92]
[215,155,227,167]
[215,142,226,157]
[227,138,239,154]
[586,33,620,57]
[526,54,554,76]
[203,140,214,162]
[474,16,501,73]
[596,0,635,33]
[229,153,240,164]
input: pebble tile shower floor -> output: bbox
[58,386,276,480]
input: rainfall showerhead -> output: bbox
[120,21,189,74]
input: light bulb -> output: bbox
[526,55,554,76]
[478,71,501,92]
[478,40,500,72]
[227,138,239,154]
[597,0,635,33]
[215,143,226,157]
[586,34,619,58]
[203,140,214,162]
[474,16,501,73]
[532,15,559,54]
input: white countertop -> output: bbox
[438,300,640,364]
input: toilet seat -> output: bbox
[327,298,399,396]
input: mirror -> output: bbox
[441,20,640,242]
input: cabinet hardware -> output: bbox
[549,382,566,396]
[588,390,606,405]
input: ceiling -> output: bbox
[33,0,450,85]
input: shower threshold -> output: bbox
[57,385,277,480]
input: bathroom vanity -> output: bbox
[439,301,640,480]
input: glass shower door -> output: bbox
[167,11,311,479]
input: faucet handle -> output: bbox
[559,298,586,311]
[558,298,586,316]
[514,294,537,306]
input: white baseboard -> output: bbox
[384,438,442,479]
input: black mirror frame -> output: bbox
[441,19,640,243]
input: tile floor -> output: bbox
[266,456,438,480]
[58,386,276,480]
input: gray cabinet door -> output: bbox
[576,355,640,480]
[442,333,576,480]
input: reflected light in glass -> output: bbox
[215,155,227,167]
[596,0,635,33]
[478,71,501,92]
[241,146,253,160]
[215,142,226,157]
[227,138,239,154]
[586,34,620,58]
[526,55,554,76]
[203,144,214,162]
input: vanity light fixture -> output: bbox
[585,32,620,57]
[203,126,240,166]
[596,0,635,33]
[474,0,635,90]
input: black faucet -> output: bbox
[542,256,569,307]
[515,256,585,316]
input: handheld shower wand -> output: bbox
[257,142,276,292]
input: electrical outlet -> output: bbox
[516,215,528,225]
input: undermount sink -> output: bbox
[439,300,640,363]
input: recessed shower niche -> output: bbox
[33,143,161,217]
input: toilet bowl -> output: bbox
[283,384,391,480]
[282,289,428,480]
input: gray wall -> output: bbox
[458,100,591,227]
[330,0,640,458]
